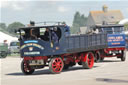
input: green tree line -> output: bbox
[71,11,88,34]
[0,22,25,36]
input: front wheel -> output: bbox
[21,60,35,75]
[49,57,64,74]
[82,52,94,69]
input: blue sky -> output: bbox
[0,0,128,26]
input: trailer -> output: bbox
[17,22,126,75]
[91,25,126,62]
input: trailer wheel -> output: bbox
[121,50,126,61]
[95,52,101,63]
[82,52,94,69]
[49,57,64,74]
[21,60,35,75]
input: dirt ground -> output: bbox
[0,53,128,85]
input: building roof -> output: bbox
[90,10,124,25]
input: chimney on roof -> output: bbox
[102,5,108,13]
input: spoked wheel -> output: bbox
[82,52,94,69]
[21,60,35,75]
[49,57,64,74]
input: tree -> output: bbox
[7,22,25,35]
[72,11,88,34]
[0,23,7,30]
[80,14,88,26]
[73,12,81,27]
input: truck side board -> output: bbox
[66,34,108,53]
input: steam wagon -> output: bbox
[17,23,125,75]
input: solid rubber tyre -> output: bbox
[49,57,64,74]
[82,52,94,69]
[21,60,35,75]
[95,52,101,63]
[121,50,126,61]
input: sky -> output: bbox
[0,0,128,26]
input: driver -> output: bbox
[43,28,49,41]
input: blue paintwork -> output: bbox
[19,24,126,57]
[20,34,108,57]
[107,34,125,48]
[20,27,67,57]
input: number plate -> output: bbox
[29,60,44,66]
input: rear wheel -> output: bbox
[121,50,126,61]
[49,57,64,74]
[21,60,35,75]
[95,52,101,63]
[82,52,94,69]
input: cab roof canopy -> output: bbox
[19,25,64,30]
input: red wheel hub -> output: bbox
[87,53,94,68]
[52,58,63,73]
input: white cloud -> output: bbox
[58,6,68,13]
[0,1,26,11]
[11,2,24,10]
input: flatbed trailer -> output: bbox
[91,25,126,62]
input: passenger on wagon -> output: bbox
[52,27,58,44]
[62,22,70,36]
[51,27,59,50]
